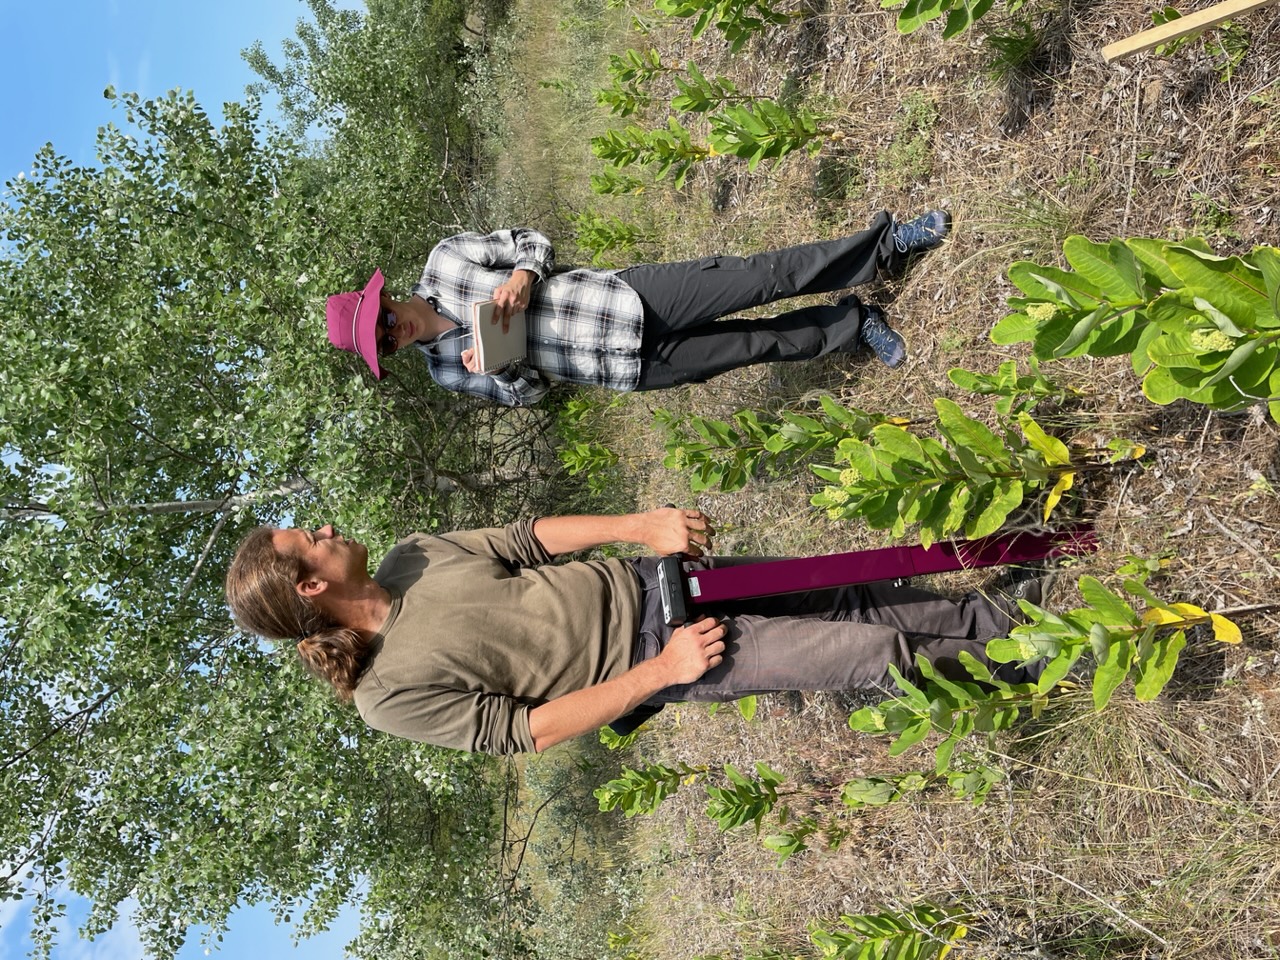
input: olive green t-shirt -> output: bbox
[352,520,642,755]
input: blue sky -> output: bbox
[1,1,361,957]
[1,0,305,179]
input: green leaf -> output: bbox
[1108,238,1146,299]
[1201,334,1269,387]
[990,310,1039,345]
[1141,364,1188,405]
[942,3,973,38]
[1166,246,1268,327]
[889,717,932,755]
[841,777,899,807]
[1092,631,1134,710]
[1017,413,1071,465]
[755,761,786,787]
[935,398,1007,465]
[1026,267,1104,308]
[1249,245,1280,322]
[898,0,949,32]
[1036,647,1081,691]
[1134,629,1187,700]
[966,479,1023,538]
[1127,237,1184,288]
[1051,304,1111,357]
[873,423,928,465]
[986,634,1058,664]
[888,663,930,706]
[1147,330,1217,370]
[1193,296,1250,337]
[1078,576,1140,626]
[1063,236,1145,302]
[948,368,987,392]
[849,706,888,733]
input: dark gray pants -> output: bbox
[628,555,1035,704]
[617,211,899,390]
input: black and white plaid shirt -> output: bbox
[411,229,644,407]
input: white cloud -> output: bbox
[58,916,145,960]
[0,901,33,957]
[0,891,144,960]
[0,897,25,925]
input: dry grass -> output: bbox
[495,0,1280,957]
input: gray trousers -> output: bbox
[617,211,899,390]
[628,555,1034,705]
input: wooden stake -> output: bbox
[1101,0,1279,62]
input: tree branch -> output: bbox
[2,476,311,521]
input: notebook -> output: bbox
[471,300,528,374]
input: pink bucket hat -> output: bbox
[326,269,386,379]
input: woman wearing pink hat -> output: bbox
[325,211,949,407]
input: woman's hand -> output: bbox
[490,269,535,330]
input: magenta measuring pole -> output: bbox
[684,523,1098,607]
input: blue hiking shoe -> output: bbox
[893,209,952,256]
[858,303,906,368]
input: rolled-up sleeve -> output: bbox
[432,228,555,283]
[359,681,537,756]
[417,331,551,407]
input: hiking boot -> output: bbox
[893,209,951,256]
[857,303,907,368]
[984,561,1054,623]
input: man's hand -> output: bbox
[491,269,535,331]
[461,347,482,374]
[641,506,715,557]
[658,616,728,685]
[525,613,729,752]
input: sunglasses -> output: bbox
[375,307,399,357]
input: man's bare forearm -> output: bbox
[532,508,713,558]
[526,615,728,752]
[526,657,673,752]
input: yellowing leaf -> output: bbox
[1043,471,1075,522]
[1210,613,1243,644]
[1142,602,1208,626]
[940,923,969,959]
[1018,413,1072,465]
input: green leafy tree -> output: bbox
[244,0,484,247]
[0,88,516,960]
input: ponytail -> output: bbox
[226,527,372,700]
[295,628,369,702]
